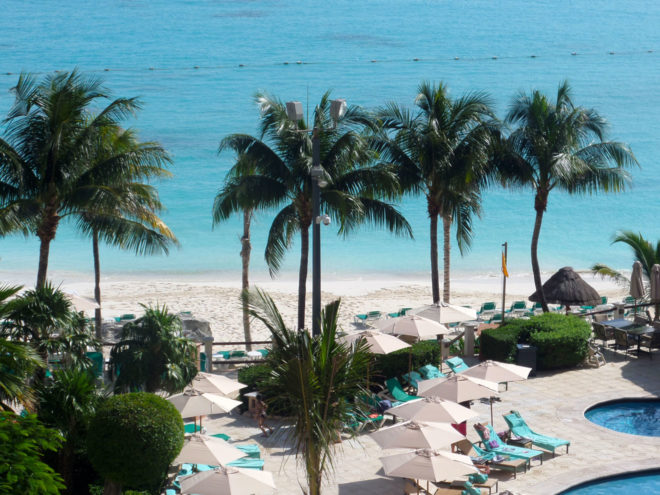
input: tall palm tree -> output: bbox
[498,81,637,312]
[74,126,177,335]
[215,91,411,330]
[0,70,143,288]
[378,81,496,303]
[245,288,370,495]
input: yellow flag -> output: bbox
[502,252,509,278]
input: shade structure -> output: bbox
[651,265,660,303]
[528,266,600,307]
[376,315,449,340]
[408,302,477,324]
[340,330,410,355]
[179,466,276,495]
[385,397,478,424]
[188,372,246,396]
[417,375,499,402]
[630,261,645,300]
[174,432,246,466]
[380,449,477,482]
[168,390,241,420]
[461,360,531,384]
[370,420,465,450]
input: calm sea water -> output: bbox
[1,0,659,281]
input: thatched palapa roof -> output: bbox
[528,266,601,306]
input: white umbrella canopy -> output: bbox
[631,261,645,300]
[461,360,531,384]
[380,448,477,482]
[187,372,247,396]
[408,303,477,324]
[174,432,246,466]
[375,315,449,340]
[370,420,465,450]
[168,390,241,419]
[179,466,276,495]
[386,397,478,424]
[340,330,410,355]
[417,375,499,402]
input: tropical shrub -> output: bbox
[480,313,591,370]
[372,340,442,381]
[236,363,290,415]
[87,392,183,494]
[0,412,65,494]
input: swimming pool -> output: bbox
[559,470,660,494]
[584,398,660,437]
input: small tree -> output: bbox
[0,411,65,494]
[87,392,184,495]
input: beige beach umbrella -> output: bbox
[461,360,531,386]
[631,261,645,315]
[375,315,449,340]
[168,390,241,429]
[380,448,477,483]
[179,466,276,495]
[408,302,477,324]
[340,330,410,354]
[64,291,100,314]
[650,264,660,320]
[174,432,246,466]
[187,372,246,396]
[385,397,478,424]
[370,420,465,450]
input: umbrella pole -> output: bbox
[490,397,494,426]
[408,351,413,375]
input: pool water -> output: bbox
[560,470,660,494]
[585,399,660,437]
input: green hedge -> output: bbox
[237,363,292,417]
[372,340,441,381]
[480,313,591,370]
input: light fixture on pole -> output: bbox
[285,97,346,336]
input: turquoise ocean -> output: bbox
[1,0,659,283]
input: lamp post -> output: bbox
[286,99,346,336]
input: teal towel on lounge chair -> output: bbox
[227,458,265,470]
[184,423,202,434]
[210,432,230,441]
[445,356,469,374]
[418,364,446,379]
[503,410,570,455]
[237,444,260,458]
[402,371,424,390]
[474,423,544,463]
[385,377,421,402]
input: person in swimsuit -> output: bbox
[254,394,274,437]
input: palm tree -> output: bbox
[245,288,370,495]
[109,304,198,394]
[0,70,143,288]
[378,81,496,303]
[497,81,637,312]
[215,91,411,330]
[74,126,177,335]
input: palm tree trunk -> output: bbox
[36,237,52,289]
[93,228,103,339]
[442,215,451,303]
[36,202,60,289]
[298,225,310,331]
[241,209,253,350]
[531,190,549,312]
[103,479,121,495]
[430,213,440,304]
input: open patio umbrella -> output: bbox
[375,315,449,340]
[370,420,465,450]
[174,432,246,466]
[385,397,478,424]
[340,330,410,354]
[528,266,600,309]
[179,466,276,495]
[380,449,477,490]
[461,360,531,389]
[630,261,645,314]
[408,303,477,324]
[651,264,660,320]
[187,372,246,396]
[168,390,241,429]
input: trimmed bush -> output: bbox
[480,313,591,370]
[87,392,184,493]
[373,340,441,381]
[237,363,292,416]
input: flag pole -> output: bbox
[501,242,508,323]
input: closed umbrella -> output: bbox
[168,390,241,429]
[375,315,449,340]
[380,449,476,485]
[188,372,246,396]
[651,264,660,320]
[630,261,645,314]
[370,420,465,450]
[408,303,477,324]
[179,466,276,495]
[385,397,478,424]
[174,432,246,466]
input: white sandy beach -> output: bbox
[8,269,628,343]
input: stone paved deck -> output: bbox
[201,347,660,494]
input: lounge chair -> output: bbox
[488,313,503,324]
[343,411,386,432]
[477,302,496,320]
[226,458,265,470]
[354,310,383,325]
[184,423,203,434]
[236,444,260,458]
[454,439,527,479]
[402,370,424,390]
[507,301,527,317]
[502,410,570,456]
[419,364,446,379]
[382,377,421,402]
[445,356,469,374]
[210,432,230,441]
[473,423,544,466]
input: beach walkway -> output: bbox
[202,350,660,494]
